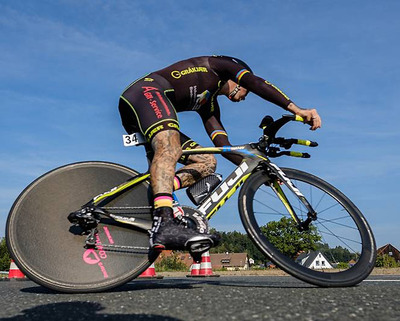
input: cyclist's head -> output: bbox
[214,56,252,102]
[225,80,249,102]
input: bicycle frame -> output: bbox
[86,142,316,230]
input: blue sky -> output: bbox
[1,1,399,249]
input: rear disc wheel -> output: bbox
[6,161,156,293]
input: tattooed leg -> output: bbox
[176,146,217,188]
[150,130,182,195]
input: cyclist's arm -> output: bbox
[241,75,322,129]
[240,74,292,108]
[209,56,291,108]
[209,56,321,130]
[199,105,243,165]
[241,75,321,129]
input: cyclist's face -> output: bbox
[227,80,249,102]
[234,86,249,102]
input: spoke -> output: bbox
[254,198,285,216]
[254,211,292,218]
[294,182,340,216]
[263,186,308,215]
[293,179,328,213]
[315,202,341,216]
[296,198,307,219]
[319,229,361,248]
[314,217,359,231]
[317,221,361,252]
[258,186,280,199]
[313,191,327,212]
[259,185,304,212]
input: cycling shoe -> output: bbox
[149,207,220,251]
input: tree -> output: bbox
[210,218,322,264]
[155,252,187,271]
[0,237,11,271]
[375,254,399,268]
[260,217,321,259]
[316,243,358,263]
[336,262,350,269]
[209,229,265,263]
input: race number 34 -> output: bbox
[122,133,145,147]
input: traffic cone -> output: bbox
[139,263,163,279]
[187,251,219,277]
[8,260,27,280]
[186,260,201,277]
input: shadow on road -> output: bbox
[0,301,182,321]
[20,276,315,295]
[20,279,198,294]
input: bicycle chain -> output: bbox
[81,207,152,254]
[95,242,150,254]
[101,206,152,215]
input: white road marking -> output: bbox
[364,279,400,282]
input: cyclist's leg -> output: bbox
[119,75,181,208]
[150,130,181,199]
[119,77,219,251]
[149,130,220,251]
[144,133,218,190]
[175,133,217,189]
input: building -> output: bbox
[296,251,334,269]
[156,250,193,267]
[156,251,251,270]
[377,244,400,264]
[210,253,250,270]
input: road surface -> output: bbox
[1,275,400,320]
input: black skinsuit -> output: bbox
[119,55,292,164]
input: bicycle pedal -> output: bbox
[187,239,212,253]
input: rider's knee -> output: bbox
[201,154,217,177]
[208,155,217,173]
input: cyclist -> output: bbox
[118,55,321,254]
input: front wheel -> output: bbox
[239,168,376,287]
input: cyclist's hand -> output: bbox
[287,103,321,130]
[298,108,321,130]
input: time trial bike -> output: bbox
[6,114,376,293]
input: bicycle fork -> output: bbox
[267,162,317,231]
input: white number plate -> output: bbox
[122,133,146,147]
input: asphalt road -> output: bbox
[1,275,400,321]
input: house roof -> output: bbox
[209,253,248,268]
[296,251,320,267]
[296,251,332,267]
[377,244,400,261]
[155,251,249,268]
[377,244,400,255]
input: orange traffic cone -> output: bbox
[187,251,219,277]
[8,260,27,280]
[186,259,201,277]
[139,263,163,279]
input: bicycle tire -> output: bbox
[239,168,376,287]
[6,161,157,293]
